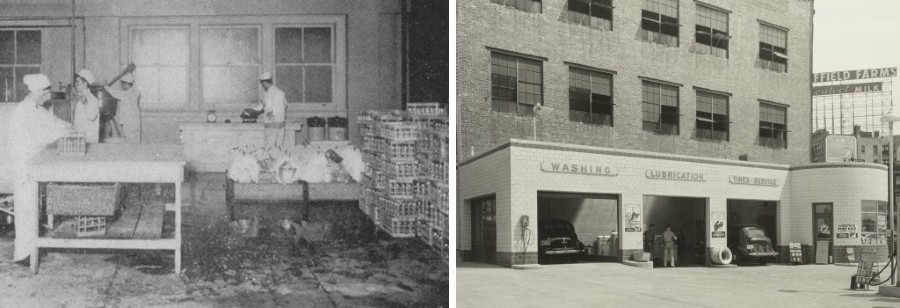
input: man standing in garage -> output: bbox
[663,224,678,267]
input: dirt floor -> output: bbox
[0,173,448,307]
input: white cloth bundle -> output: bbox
[228,152,260,183]
[332,144,365,182]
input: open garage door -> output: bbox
[537,192,618,265]
[643,196,707,267]
[727,200,778,265]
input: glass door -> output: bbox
[813,203,834,264]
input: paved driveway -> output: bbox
[457,262,900,308]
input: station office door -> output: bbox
[471,196,497,263]
[813,203,834,264]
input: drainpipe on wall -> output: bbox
[401,0,409,109]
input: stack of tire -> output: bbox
[711,247,733,265]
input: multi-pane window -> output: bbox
[640,0,679,47]
[758,102,787,148]
[568,67,613,126]
[641,81,679,134]
[491,52,542,116]
[491,0,542,13]
[758,24,788,73]
[695,5,729,58]
[567,0,613,31]
[0,30,41,103]
[695,91,728,141]
[201,26,261,106]
[861,145,866,154]
[276,27,334,104]
[861,201,888,245]
[131,27,189,109]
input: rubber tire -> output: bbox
[711,247,723,264]
[718,247,733,265]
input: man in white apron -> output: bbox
[105,73,141,143]
[254,72,287,149]
[73,69,100,143]
[7,74,74,264]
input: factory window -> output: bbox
[568,67,613,126]
[201,26,261,106]
[125,16,346,111]
[757,23,788,73]
[861,200,888,245]
[695,91,728,141]
[883,146,890,156]
[694,5,729,58]
[640,0,679,47]
[758,102,787,148]
[0,29,41,103]
[491,52,542,116]
[641,81,679,135]
[861,145,865,153]
[567,0,613,31]
[130,27,189,109]
[275,26,334,104]
[491,0,542,13]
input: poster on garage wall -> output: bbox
[624,204,642,232]
[836,223,859,239]
[711,211,725,238]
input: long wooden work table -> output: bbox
[27,144,186,274]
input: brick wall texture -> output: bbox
[457,0,814,165]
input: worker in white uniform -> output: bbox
[254,72,287,149]
[7,74,74,265]
[73,69,100,143]
[105,73,141,143]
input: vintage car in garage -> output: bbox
[728,224,779,265]
[537,219,588,263]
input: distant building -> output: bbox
[812,68,895,135]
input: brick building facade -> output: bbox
[457,0,891,267]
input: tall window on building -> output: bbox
[642,81,679,134]
[491,0,542,13]
[695,91,728,141]
[201,26,261,107]
[131,27,189,109]
[695,5,729,58]
[568,67,613,126]
[275,26,334,104]
[0,29,41,103]
[861,200,888,245]
[758,102,787,148]
[640,0,679,47]
[491,52,542,116]
[758,23,788,73]
[861,145,866,153]
[567,0,613,30]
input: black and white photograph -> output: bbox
[456,0,900,307]
[0,0,449,307]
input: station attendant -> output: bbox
[254,72,287,149]
[663,224,678,267]
[7,74,74,265]
[105,73,142,143]
[73,69,100,143]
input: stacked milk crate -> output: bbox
[358,103,448,255]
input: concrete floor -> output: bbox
[0,173,448,307]
[457,262,900,308]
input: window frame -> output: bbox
[490,51,544,117]
[274,25,337,104]
[0,28,43,103]
[199,24,263,108]
[861,200,888,245]
[641,80,680,135]
[758,101,788,148]
[757,22,788,73]
[567,0,614,31]
[694,90,729,141]
[567,66,614,127]
[694,4,729,58]
[640,0,680,47]
[491,0,542,13]
[119,15,347,113]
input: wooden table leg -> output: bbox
[174,181,182,275]
[30,246,39,274]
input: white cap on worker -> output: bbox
[120,73,135,83]
[259,72,272,81]
[77,69,95,84]
[23,74,51,92]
